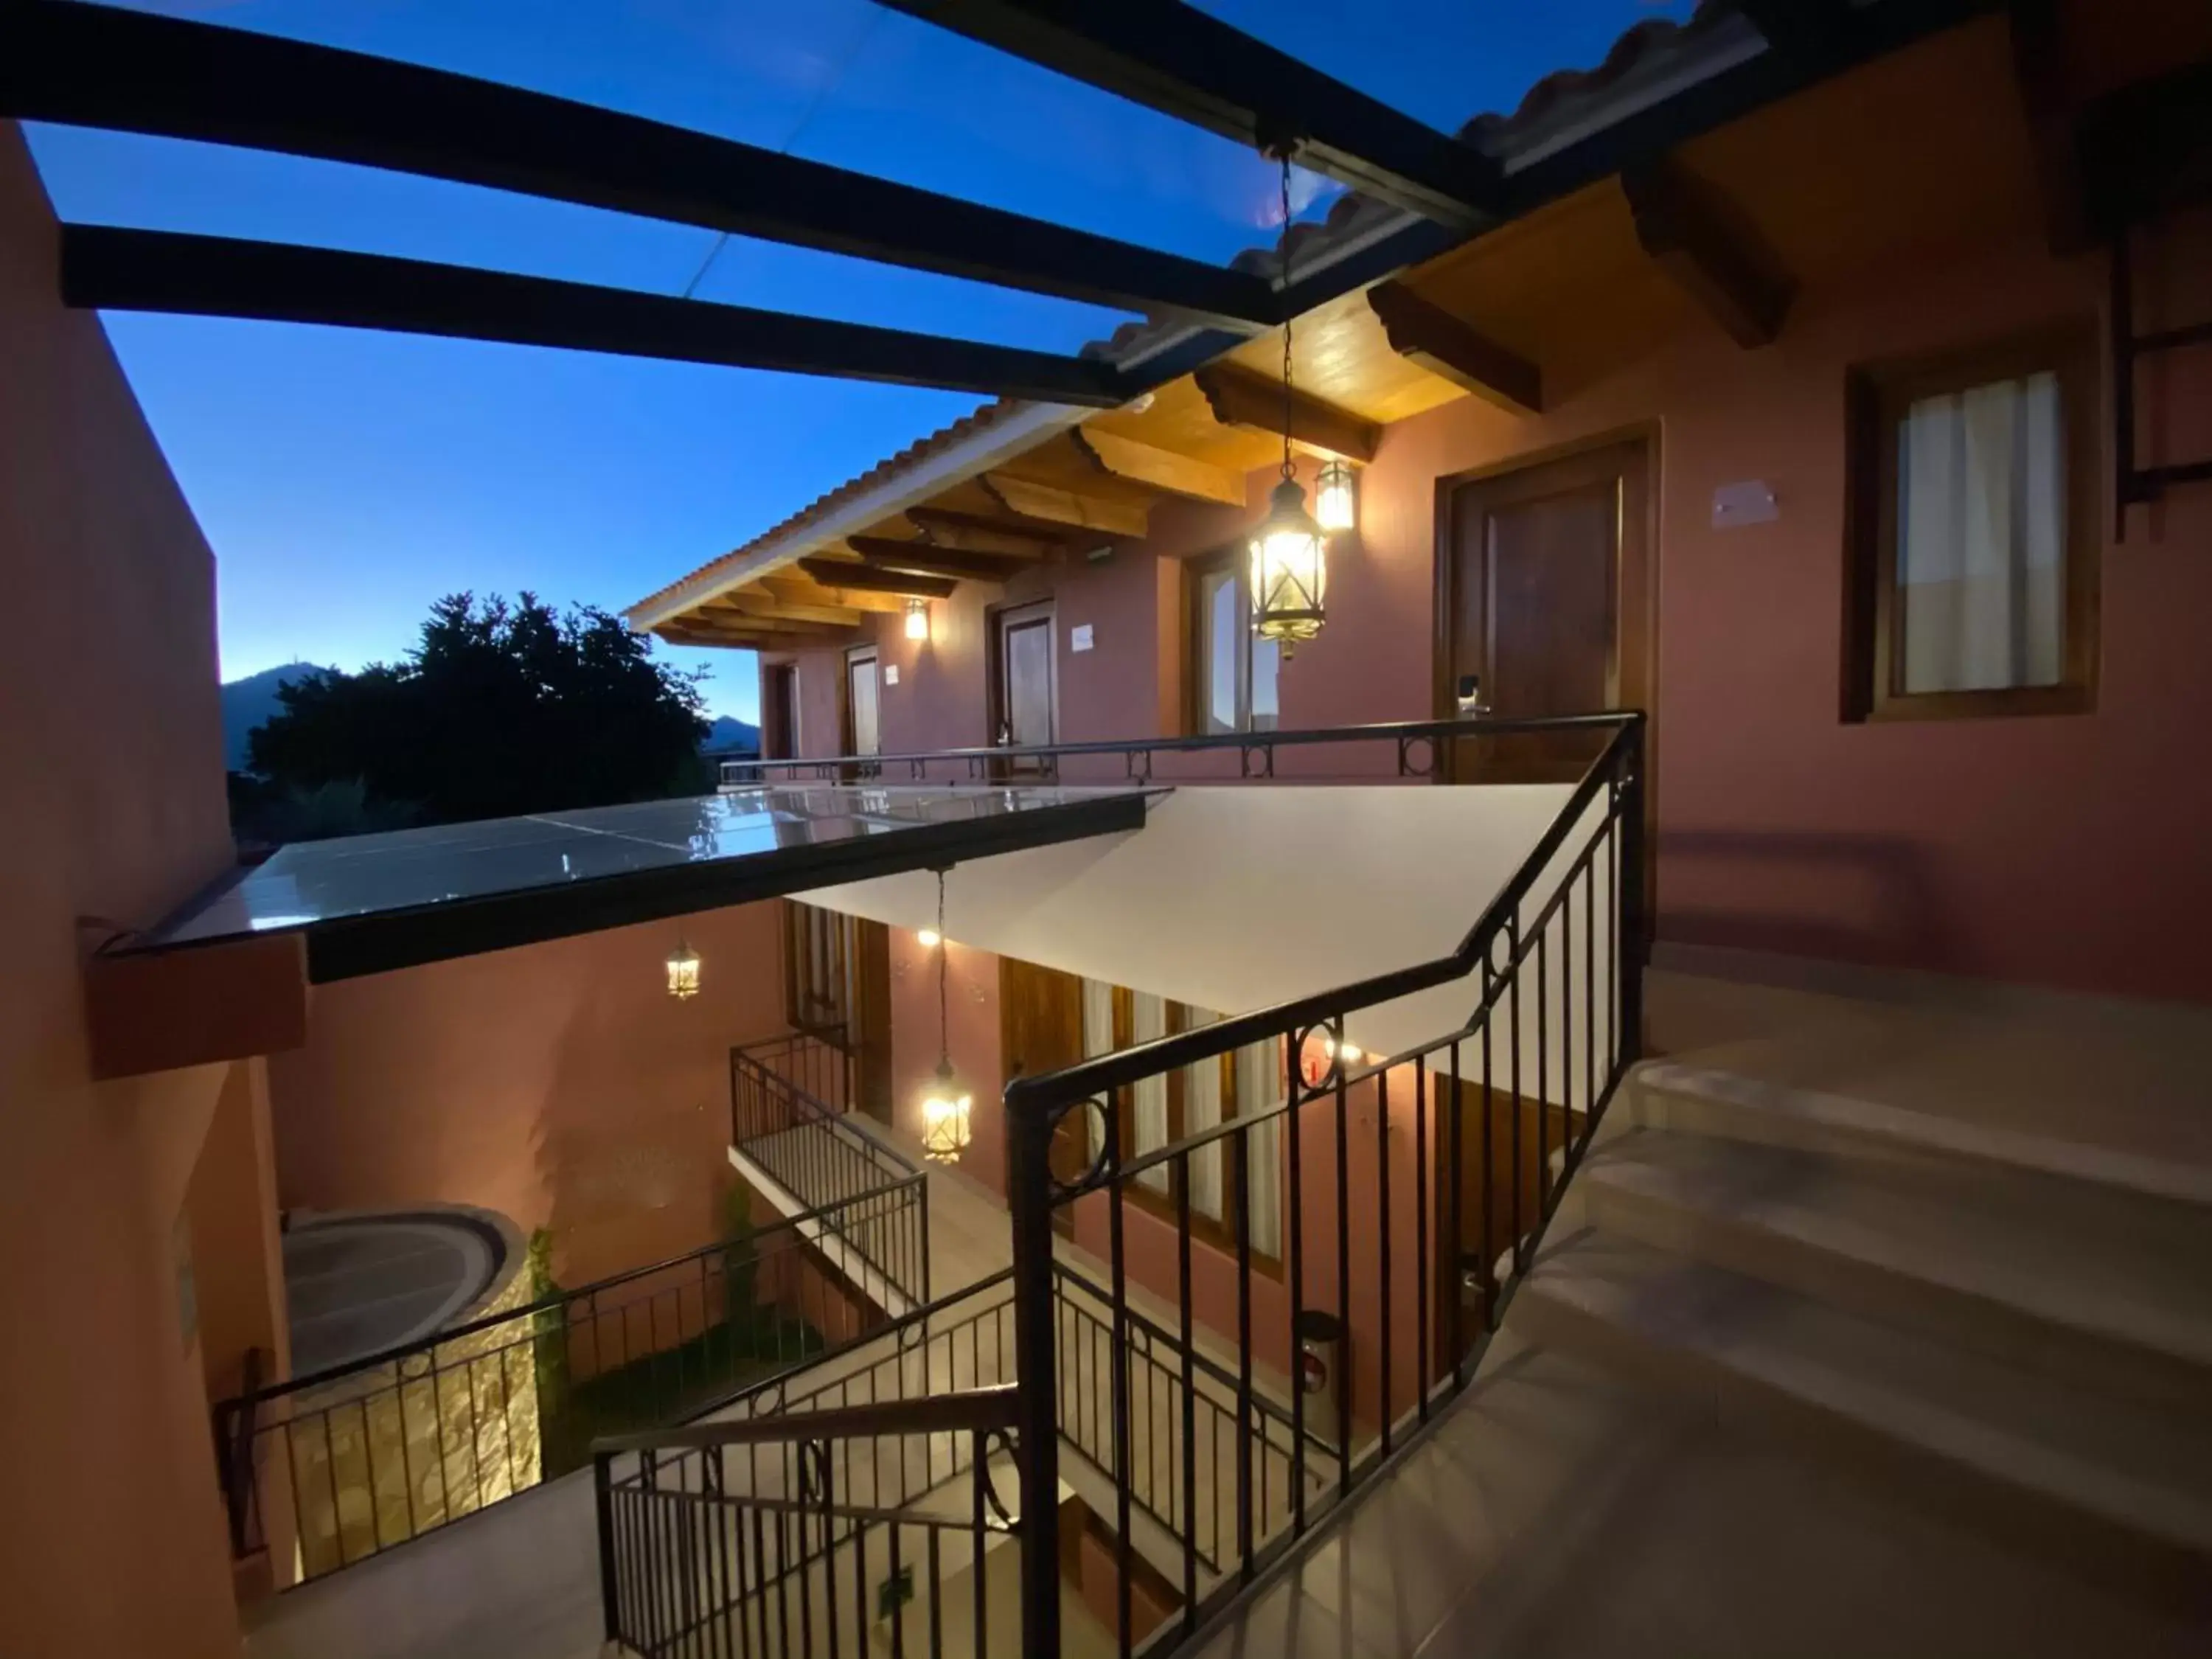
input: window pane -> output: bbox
[1183,1009,1223,1222]
[1197,568,1242,733]
[1250,634,1280,732]
[849,657,881,754]
[1896,372,2065,694]
[1130,992,1169,1193]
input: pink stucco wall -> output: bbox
[0,120,251,1658]
[765,213,2212,1006]
[268,901,790,1288]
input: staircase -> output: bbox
[1510,1061,2212,1618]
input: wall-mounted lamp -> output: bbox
[1314,459,1357,535]
[665,942,701,1000]
[904,597,929,642]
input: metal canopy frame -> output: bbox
[7,0,1998,404]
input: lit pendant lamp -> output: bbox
[904,596,929,642]
[1249,147,1328,656]
[665,941,701,1000]
[917,869,971,1161]
[1314,458,1357,535]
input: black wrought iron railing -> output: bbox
[594,1270,1022,1658]
[1000,710,1646,1656]
[602,711,1646,1657]
[720,714,1557,789]
[731,1031,930,1308]
[214,1180,925,1585]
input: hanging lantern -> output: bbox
[1314,459,1357,535]
[914,869,970,1162]
[1249,476,1328,650]
[904,596,929,642]
[919,1058,973,1162]
[665,942,701,1000]
[1248,147,1327,656]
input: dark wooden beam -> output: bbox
[1620,159,1795,349]
[1192,361,1379,463]
[903,505,1079,552]
[694,605,855,637]
[1736,1,1856,66]
[0,0,1277,330]
[844,538,1026,583]
[796,558,959,600]
[872,0,1500,232]
[1366,282,1542,414]
[58,226,1130,405]
[2074,57,2212,237]
[709,591,866,628]
[2006,0,2090,251]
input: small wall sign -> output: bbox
[1711,481,1779,529]
[884,664,900,686]
[1070,624,1095,653]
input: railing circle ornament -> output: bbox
[1046,1096,1116,1201]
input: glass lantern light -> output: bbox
[665,942,701,1001]
[919,1060,973,1162]
[1248,476,1328,653]
[904,596,929,642]
[1314,459,1357,535]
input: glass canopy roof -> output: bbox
[128,782,1159,981]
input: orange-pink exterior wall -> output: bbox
[0,121,250,1658]
[772,220,2212,1006]
[268,901,790,1288]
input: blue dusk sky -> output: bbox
[25,0,1686,723]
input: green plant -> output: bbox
[526,1228,572,1474]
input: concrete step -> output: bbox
[1630,1060,2212,1208]
[1510,1228,2212,1609]
[1579,1126,2212,1412]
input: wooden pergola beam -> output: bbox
[844,538,1026,583]
[1620,159,1795,349]
[709,590,866,627]
[796,558,959,599]
[871,0,1501,232]
[979,474,1150,539]
[1366,282,1543,414]
[1072,428,1246,507]
[1192,361,1380,464]
[695,603,855,637]
[0,0,1277,330]
[59,226,1131,404]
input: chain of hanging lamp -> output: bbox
[1278,148,1296,487]
[934,868,950,1065]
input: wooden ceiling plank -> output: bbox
[795,557,959,599]
[1071,427,1246,507]
[1191,361,1380,464]
[844,537,1025,583]
[757,571,908,614]
[1619,159,1796,349]
[1366,282,1543,414]
[709,591,864,627]
[979,474,1150,539]
[695,604,854,637]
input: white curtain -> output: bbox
[1897,372,2065,694]
[1235,1040,1284,1258]
[1130,992,1169,1192]
[1079,977,1115,1169]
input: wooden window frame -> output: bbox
[1108,990,1284,1274]
[841,644,881,759]
[1843,322,2101,723]
[1183,547,1279,737]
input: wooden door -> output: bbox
[850,919,893,1125]
[1000,957,1087,1236]
[1439,440,1651,783]
[1428,1079,1575,1380]
[991,601,1057,777]
[844,647,882,762]
[762,663,799,761]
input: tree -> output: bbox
[246,593,709,828]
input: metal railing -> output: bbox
[596,1389,1022,1659]
[731,1031,930,1307]
[595,1270,1022,1657]
[1001,710,1646,1656]
[720,714,1591,789]
[215,1180,926,1585]
[604,712,1645,1656]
